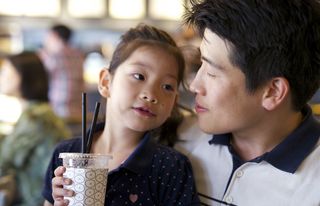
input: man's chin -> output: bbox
[198,121,227,135]
[198,122,214,134]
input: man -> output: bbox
[39,24,84,123]
[176,0,320,205]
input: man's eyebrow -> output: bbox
[201,56,225,70]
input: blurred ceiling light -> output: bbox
[0,94,22,124]
[67,0,106,18]
[0,23,23,54]
[83,52,108,84]
[109,0,145,19]
[0,0,60,17]
[149,0,184,21]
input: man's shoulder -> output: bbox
[298,137,320,170]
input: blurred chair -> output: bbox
[310,89,320,119]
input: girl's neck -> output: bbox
[92,123,144,155]
[92,123,145,171]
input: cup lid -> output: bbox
[59,152,112,159]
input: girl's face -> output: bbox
[99,45,179,133]
[0,60,21,97]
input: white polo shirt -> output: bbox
[176,107,320,206]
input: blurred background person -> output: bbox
[38,24,85,130]
[0,51,70,206]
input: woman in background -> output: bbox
[0,51,70,206]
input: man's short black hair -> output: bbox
[185,0,320,111]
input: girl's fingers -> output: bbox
[52,177,74,197]
[52,187,74,198]
[54,166,66,176]
[54,198,69,206]
[52,166,74,203]
[52,176,72,188]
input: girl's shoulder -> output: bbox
[152,144,191,166]
[54,137,82,154]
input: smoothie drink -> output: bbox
[59,153,112,206]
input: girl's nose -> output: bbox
[140,93,158,104]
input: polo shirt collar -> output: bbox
[209,106,320,173]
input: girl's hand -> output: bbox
[52,166,74,206]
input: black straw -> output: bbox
[86,102,100,153]
[81,92,87,153]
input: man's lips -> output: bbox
[195,102,208,113]
[133,106,156,117]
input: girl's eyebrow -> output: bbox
[130,61,178,81]
[130,61,150,68]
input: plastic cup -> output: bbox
[59,153,112,206]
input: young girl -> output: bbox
[42,24,200,206]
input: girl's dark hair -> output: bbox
[185,0,320,111]
[7,51,49,102]
[109,24,186,146]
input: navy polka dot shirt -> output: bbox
[42,123,200,205]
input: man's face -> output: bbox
[190,29,265,135]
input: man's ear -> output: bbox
[98,68,111,98]
[262,77,289,111]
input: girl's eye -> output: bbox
[133,73,145,80]
[163,84,175,91]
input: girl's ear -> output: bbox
[98,68,112,98]
[262,77,289,111]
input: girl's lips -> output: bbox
[195,103,207,113]
[133,106,156,117]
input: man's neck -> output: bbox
[231,110,303,161]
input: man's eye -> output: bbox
[207,72,216,78]
[133,73,145,80]
[163,84,174,91]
